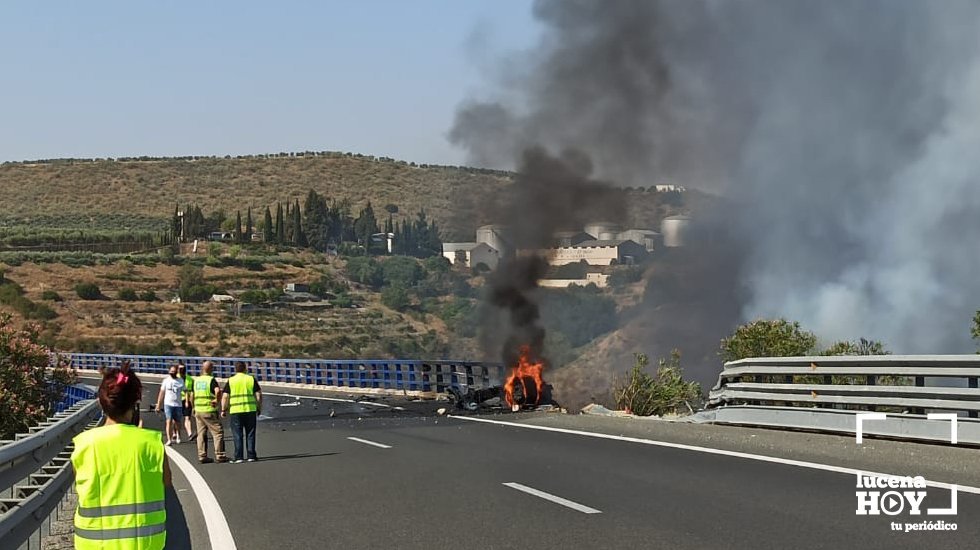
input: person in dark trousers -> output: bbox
[191,360,228,464]
[177,363,196,441]
[221,361,262,463]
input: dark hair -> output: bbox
[98,366,143,421]
[234,361,246,373]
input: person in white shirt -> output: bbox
[154,365,186,445]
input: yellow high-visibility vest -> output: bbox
[193,375,217,414]
[227,372,258,414]
[181,375,192,399]
[72,424,166,550]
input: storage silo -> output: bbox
[660,215,691,247]
[617,229,661,251]
[584,222,620,240]
[476,225,513,257]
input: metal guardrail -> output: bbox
[58,352,506,395]
[700,355,980,445]
[0,386,101,549]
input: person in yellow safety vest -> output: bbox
[72,365,172,550]
[177,363,196,442]
[221,361,262,463]
[191,360,229,464]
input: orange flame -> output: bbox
[504,345,545,409]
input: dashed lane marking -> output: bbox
[346,436,392,449]
[503,482,602,514]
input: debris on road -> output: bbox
[446,386,506,412]
[580,403,632,417]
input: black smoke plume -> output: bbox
[481,147,626,370]
[455,1,980,391]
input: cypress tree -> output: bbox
[172,204,181,244]
[292,199,305,246]
[263,206,274,243]
[245,207,254,242]
[234,211,243,243]
[275,202,284,243]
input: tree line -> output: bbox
[173,189,443,258]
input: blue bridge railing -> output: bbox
[55,383,97,413]
[57,353,505,394]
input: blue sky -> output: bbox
[0,1,537,164]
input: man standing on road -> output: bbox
[154,365,185,445]
[221,361,262,463]
[191,361,228,464]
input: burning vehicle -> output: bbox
[448,345,552,412]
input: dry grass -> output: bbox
[1,260,456,360]
[0,155,513,240]
[0,153,703,240]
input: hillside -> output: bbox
[0,254,462,360]
[0,152,701,241]
[0,153,513,241]
[0,151,720,409]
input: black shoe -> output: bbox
[199,457,214,464]
[216,457,229,464]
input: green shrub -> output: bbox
[423,255,450,274]
[973,310,980,350]
[550,261,588,280]
[719,319,817,363]
[117,288,139,301]
[0,283,57,320]
[539,287,617,347]
[608,266,643,287]
[182,285,215,303]
[74,282,102,300]
[439,297,478,338]
[381,285,410,312]
[0,316,75,438]
[41,290,63,302]
[615,351,701,416]
[240,289,268,304]
[346,257,383,288]
[139,290,157,302]
[333,293,353,308]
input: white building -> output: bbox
[545,239,648,266]
[538,272,610,289]
[442,242,500,270]
[475,225,513,257]
[616,229,661,252]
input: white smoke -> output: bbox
[451,0,980,356]
[747,50,980,351]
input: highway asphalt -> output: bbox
[104,377,980,549]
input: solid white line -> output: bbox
[165,447,238,550]
[264,392,391,408]
[503,482,602,514]
[450,415,980,495]
[347,436,392,449]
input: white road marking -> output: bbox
[347,436,392,449]
[450,415,980,495]
[264,392,391,408]
[503,482,602,514]
[165,447,237,550]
